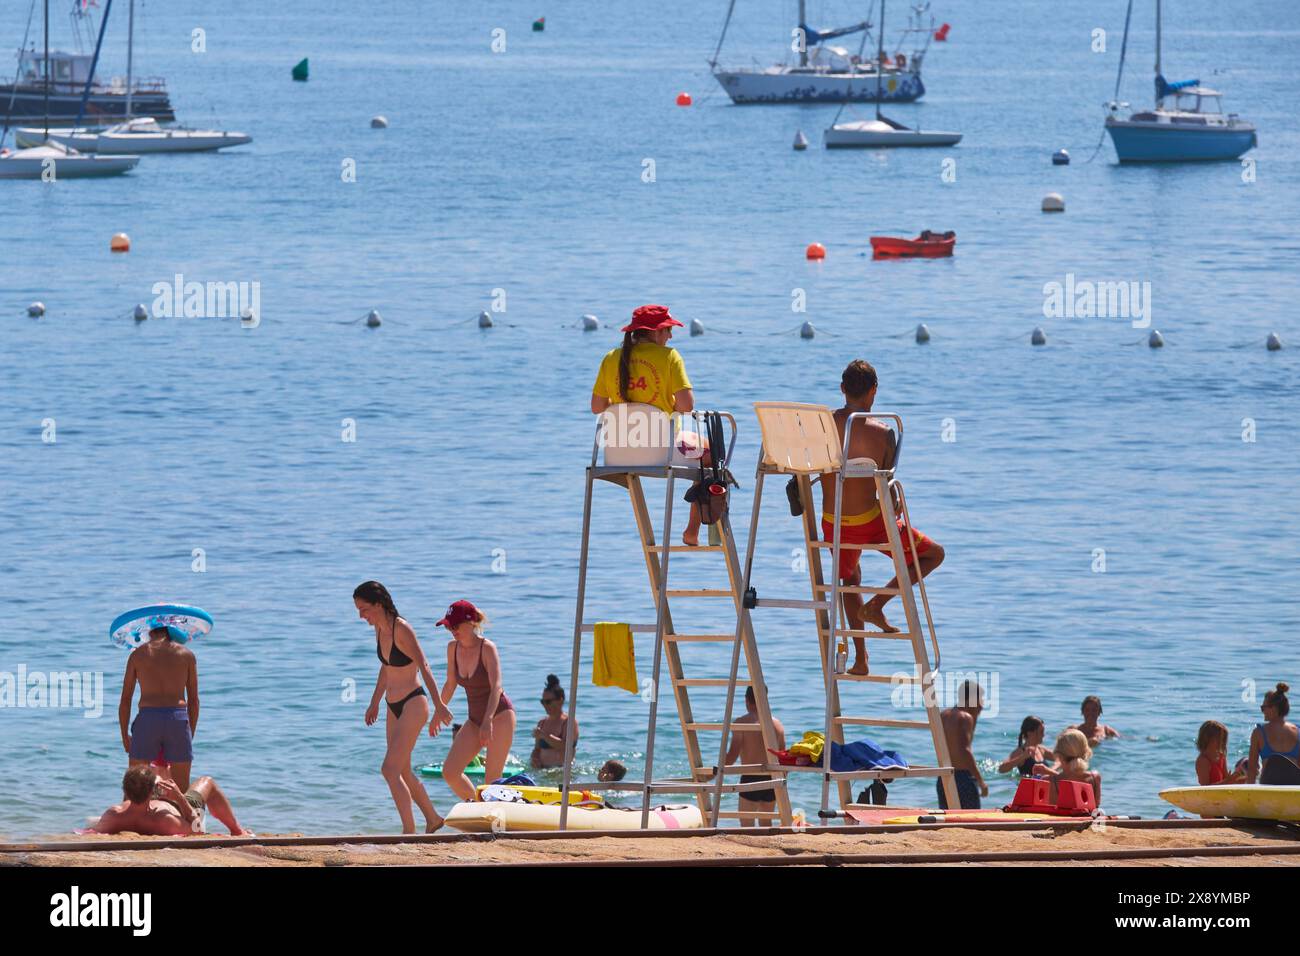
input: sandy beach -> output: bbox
[6,820,1298,868]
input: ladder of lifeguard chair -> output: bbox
[559,412,792,830]
[745,403,959,819]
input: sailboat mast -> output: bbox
[799,0,808,68]
[1154,0,1162,106]
[126,0,134,119]
[42,0,49,140]
[876,0,884,119]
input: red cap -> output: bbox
[621,304,683,333]
[437,599,481,630]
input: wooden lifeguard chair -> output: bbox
[730,402,959,818]
[558,404,793,828]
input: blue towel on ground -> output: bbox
[830,739,909,773]
[493,772,537,787]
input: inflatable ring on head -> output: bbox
[109,604,213,649]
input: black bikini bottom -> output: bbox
[388,687,427,718]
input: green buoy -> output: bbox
[292,58,309,81]
[532,17,545,31]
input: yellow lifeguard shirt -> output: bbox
[592,342,692,416]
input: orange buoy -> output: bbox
[110,233,130,252]
[676,92,692,107]
[805,242,826,260]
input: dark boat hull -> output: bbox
[0,85,174,124]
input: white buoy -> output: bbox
[478,311,494,329]
[366,309,382,328]
[581,314,600,331]
[240,307,257,326]
[1042,192,1065,213]
[799,321,815,339]
[915,323,930,344]
[1266,332,1282,351]
[690,318,705,336]
[1031,326,1047,346]
[27,301,45,317]
[1148,329,1164,348]
[793,130,808,151]
[132,303,148,322]
[1052,149,1070,166]
[371,115,388,129]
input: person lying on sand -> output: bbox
[1067,695,1120,746]
[93,765,250,836]
[820,359,944,674]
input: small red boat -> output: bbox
[870,230,956,259]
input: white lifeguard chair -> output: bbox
[558,403,793,828]
[730,402,959,819]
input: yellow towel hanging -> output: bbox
[593,622,639,694]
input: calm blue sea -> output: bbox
[1,0,1297,838]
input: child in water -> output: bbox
[1196,720,1246,786]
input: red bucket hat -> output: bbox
[437,599,481,630]
[621,304,683,333]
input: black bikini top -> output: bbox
[377,619,414,667]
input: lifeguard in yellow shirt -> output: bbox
[591,304,705,545]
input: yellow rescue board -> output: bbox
[1159,785,1300,821]
[446,801,704,833]
[474,784,602,806]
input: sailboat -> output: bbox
[824,0,960,147]
[1104,0,1256,163]
[711,1,933,104]
[0,0,138,178]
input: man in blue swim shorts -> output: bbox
[937,679,988,810]
[120,625,200,791]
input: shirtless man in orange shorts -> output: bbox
[820,359,945,675]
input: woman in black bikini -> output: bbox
[998,716,1056,776]
[530,674,578,770]
[354,581,453,833]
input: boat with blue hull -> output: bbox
[1104,0,1255,163]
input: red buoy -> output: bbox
[676,92,692,107]
[805,242,826,260]
[934,22,951,41]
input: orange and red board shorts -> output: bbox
[821,508,934,582]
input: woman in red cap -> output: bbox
[591,304,706,545]
[354,580,454,833]
[436,599,516,800]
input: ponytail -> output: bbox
[618,330,650,401]
[353,580,399,624]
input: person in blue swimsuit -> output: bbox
[355,580,454,833]
[1248,682,1299,783]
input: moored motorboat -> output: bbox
[20,116,252,153]
[870,230,955,258]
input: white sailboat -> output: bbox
[0,0,139,178]
[825,0,960,147]
[17,117,251,152]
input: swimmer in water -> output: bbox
[1067,695,1120,746]
[998,716,1056,776]
[530,674,578,770]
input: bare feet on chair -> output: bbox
[848,658,870,676]
[681,531,700,547]
[859,602,899,633]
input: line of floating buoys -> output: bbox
[1042,193,1065,213]
[1148,330,1164,348]
[292,58,309,81]
[581,314,600,331]
[27,301,45,317]
[1052,149,1070,166]
[806,242,826,260]
[478,311,493,329]
[690,318,705,336]
[133,304,148,321]
[793,130,808,151]
[1031,327,1047,345]
[676,92,692,107]
[110,232,130,252]
[800,321,816,339]
[532,17,545,32]
[1266,332,1283,351]
[366,309,381,328]
[370,115,388,129]
[915,323,931,344]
